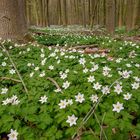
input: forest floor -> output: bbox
[0,27,140,140]
[31,25,140,43]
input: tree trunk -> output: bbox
[82,0,86,27]
[134,0,140,28]
[0,0,27,40]
[126,0,133,31]
[18,0,28,33]
[57,0,62,25]
[118,0,124,28]
[106,0,115,34]
[62,0,67,26]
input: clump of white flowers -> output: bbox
[103,66,111,77]
[39,71,45,77]
[2,95,20,105]
[90,63,99,72]
[60,71,67,79]
[118,70,131,79]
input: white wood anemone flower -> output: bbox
[1,61,6,66]
[101,86,110,95]
[75,93,85,103]
[39,95,48,104]
[113,102,124,113]
[62,81,70,89]
[114,84,122,94]
[58,99,67,109]
[87,75,95,83]
[8,129,18,140]
[66,114,78,127]
[131,82,139,89]
[79,58,86,65]
[123,93,132,100]
[93,82,102,90]
[1,87,8,94]
[9,69,16,75]
[90,94,98,103]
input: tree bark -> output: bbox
[0,0,27,40]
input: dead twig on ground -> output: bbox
[0,77,21,83]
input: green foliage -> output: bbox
[0,34,140,140]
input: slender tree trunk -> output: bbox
[118,0,124,28]
[57,0,62,25]
[62,0,67,26]
[126,0,133,30]
[0,0,27,40]
[134,0,140,28]
[106,0,115,33]
[103,0,106,26]
[90,0,98,28]
[82,0,86,27]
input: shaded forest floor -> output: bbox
[0,27,140,140]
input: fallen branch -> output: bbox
[46,77,63,93]
[84,48,110,54]
[0,77,21,83]
[69,44,99,50]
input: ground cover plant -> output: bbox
[0,34,140,140]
